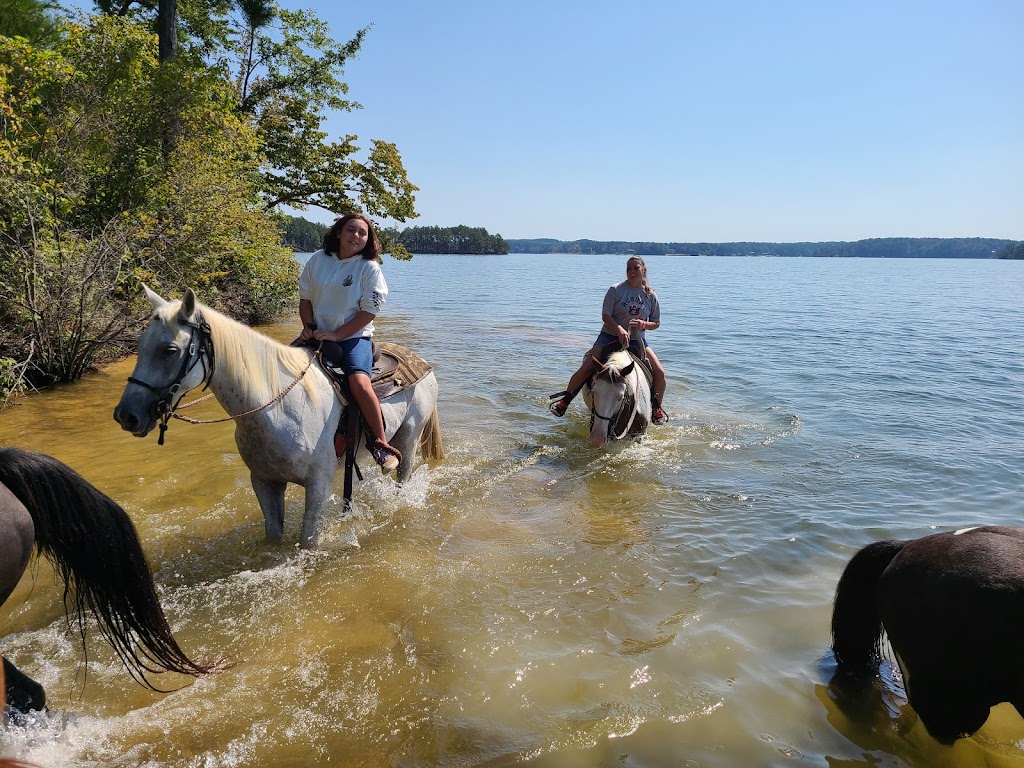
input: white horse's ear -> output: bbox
[142,284,166,309]
[178,288,197,320]
[590,356,604,371]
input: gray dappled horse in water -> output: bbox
[114,287,443,548]
[0,446,215,717]
[831,525,1024,744]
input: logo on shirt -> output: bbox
[342,275,353,287]
[621,295,646,318]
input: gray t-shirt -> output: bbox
[601,280,661,341]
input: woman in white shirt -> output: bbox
[297,214,401,473]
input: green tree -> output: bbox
[0,18,293,392]
[93,0,418,255]
[0,0,62,45]
[229,9,417,238]
[998,242,1024,260]
[281,214,326,252]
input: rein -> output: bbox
[170,351,317,427]
[125,314,317,446]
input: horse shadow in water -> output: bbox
[0,446,218,718]
[830,525,1024,744]
[114,287,444,549]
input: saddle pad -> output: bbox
[371,342,433,401]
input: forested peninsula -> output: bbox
[508,238,1023,259]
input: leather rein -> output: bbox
[126,314,320,445]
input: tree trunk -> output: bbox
[158,0,178,62]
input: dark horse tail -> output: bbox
[830,538,907,675]
[0,447,219,688]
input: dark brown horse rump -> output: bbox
[831,525,1024,743]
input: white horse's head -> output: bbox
[113,286,209,437]
[587,349,648,448]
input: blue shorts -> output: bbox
[319,336,373,376]
[595,330,648,355]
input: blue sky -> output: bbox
[279,0,1023,242]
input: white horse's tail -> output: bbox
[419,404,445,462]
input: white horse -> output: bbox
[582,349,652,448]
[113,287,443,548]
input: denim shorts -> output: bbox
[318,336,373,376]
[595,330,648,354]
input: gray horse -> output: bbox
[582,349,652,448]
[114,287,443,548]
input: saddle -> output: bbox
[319,341,433,404]
[317,341,434,460]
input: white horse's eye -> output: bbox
[162,345,179,357]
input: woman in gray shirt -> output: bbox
[549,256,667,424]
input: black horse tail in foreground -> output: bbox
[831,526,1024,744]
[0,446,220,712]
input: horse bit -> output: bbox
[126,315,216,445]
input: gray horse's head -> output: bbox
[113,286,207,437]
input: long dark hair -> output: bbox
[322,213,382,261]
[0,447,220,689]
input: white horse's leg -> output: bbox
[250,474,287,542]
[299,475,335,549]
[390,424,418,483]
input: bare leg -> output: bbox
[565,357,597,398]
[349,372,402,461]
[552,345,602,414]
[645,347,666,406]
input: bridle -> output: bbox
[589,358,639,441]
[126,314,216,445]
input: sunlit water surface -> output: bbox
[1,254,1023,767]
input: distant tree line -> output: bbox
[383,225,510,254]
[507,237,1020,259]
[998,242,1024,260]
[281,219,510,255]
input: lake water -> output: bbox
[1,253,1023,767]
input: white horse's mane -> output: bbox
[601,349,633,372]
[157,299,320,404]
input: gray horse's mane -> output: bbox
[159,299,320,405]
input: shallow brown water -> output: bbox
[2,254,1024,766]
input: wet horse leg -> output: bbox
[388,423,418,484]
[2,657,45,715]
[299,475,334,549]
[250,474,287,542]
